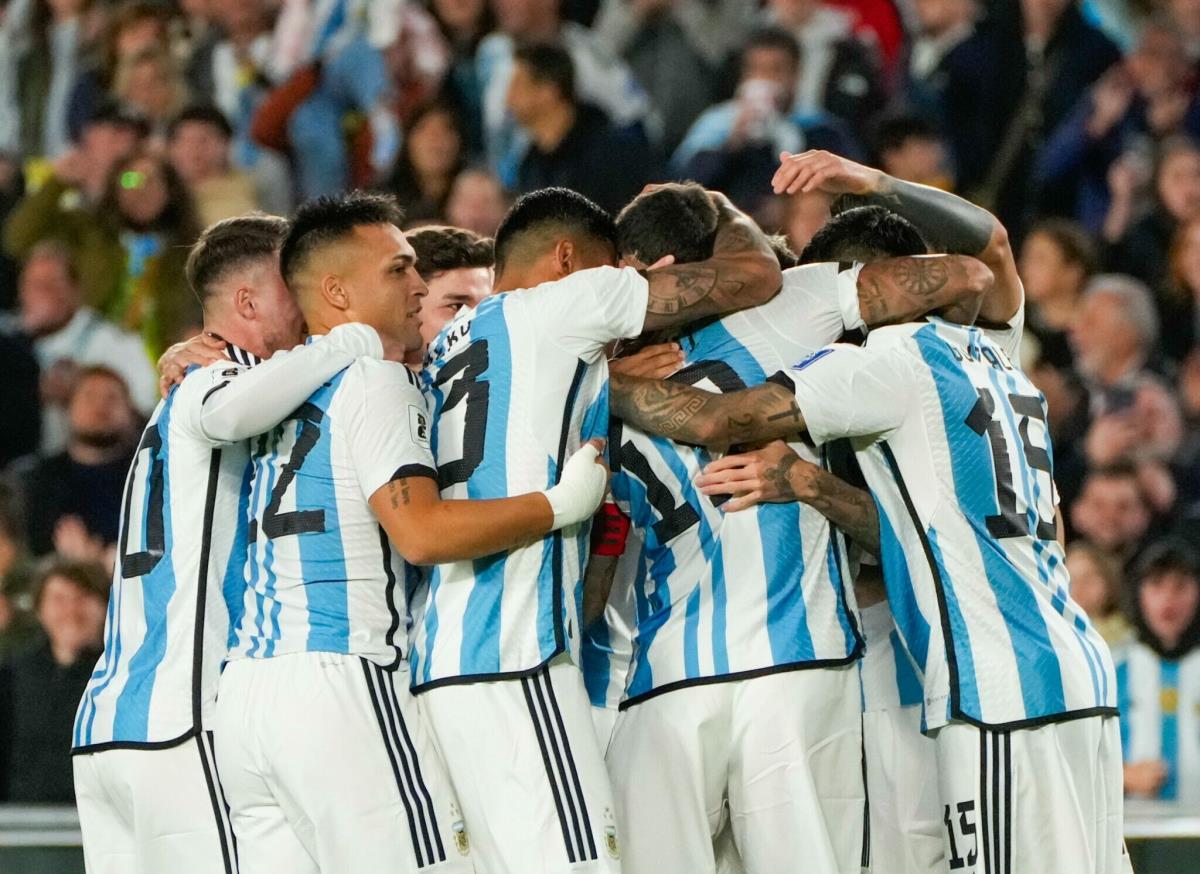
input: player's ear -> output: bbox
[555,239,575,278]
[232,285,255,320]
[319,273,350,312]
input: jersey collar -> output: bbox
[225,341,263,367]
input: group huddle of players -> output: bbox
[65,151,1131,874]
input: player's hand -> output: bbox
[1123,760,1168,797]
[772,150,883,197]
[157,333,226,396]
[694,440,813,511]
[609,342,684,380]
[544,439,611,529]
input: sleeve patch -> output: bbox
[408,404,431,449]
[792,348,834,371]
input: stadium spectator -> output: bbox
[507,43,656,214]
[1167,0,1200,62]
[0,483,37,659]
[16,241,157,453]
[96,149,201,356]
[0,558,106,803]
[113,47,187,142]
[65,1,172,141]
[874,114,952,188]
[408,224,494,349]
[445,166,509,235]
[428,0,494,156]
[14,365,136,558]
[1107,137,1200,299]
[1021,217,1098,369]
[2,102,147,308]
[8,0,92,160]
[167,105,258,227]
[965,0,1121,238]
[1072,462,1156,562]
[1071,274,1161,405]
[1160,216,1200,363]
[594,0,753,152]
[388,102,466,226]
[1066,541,1133,646]
[476,0,655,177]
[1038,21,1200,234]
[1117,541,1200,802]
[672,27,858,220]
[761,0,886,134]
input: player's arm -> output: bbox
[609,372,806,448]
[582,502,631,625]
[774,150,1021,324]
[694,441,881,554]
[369,442,609,566]
[640,191,783,331]
[855,254,993,328]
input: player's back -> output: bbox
[74,358,252,750]
[230,355,432,669]
[412,266,649,688]
[609,263,866,705]
[837,319,1116,729]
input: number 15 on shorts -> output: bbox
[944,800,977,870]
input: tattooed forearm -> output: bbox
[794,465,881,555]
[856,255,991,327]
[869,176,995,256]
[610,375,806,447]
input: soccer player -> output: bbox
[71,214,388,874]
[609,208,1126,874]
[592,180,992,874]
[214,192,609,874]
[410,186,782,873]
[407,225,495,352]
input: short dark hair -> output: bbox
[407,225,494,279]
[513,42,575,102]
[280,191,406,290]
[616,183,719,266]
[85,100,150,139]
[493,187,616,273]
[800,205,928,264]
[1135,539,1200,584]
[186,213,290,307]
[169,104,234,141]
[743,26,801,71]
[34,558,109,611]
[1027,217,1099,277]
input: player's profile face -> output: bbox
[339,223,427,354]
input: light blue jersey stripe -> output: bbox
[892,630,924,707]
[876,499,930,674]
[1116,658,1131,753]
[916,327,1067,717]
[458,303,513,675]
[224,463,253,649]
[1161,659,1180,800]
[927,528,980,721]
[111,402,177,739]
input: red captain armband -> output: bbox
[591,503,631,557]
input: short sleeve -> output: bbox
[979,302,1025,363]
[768,263,865,347]
[169,359,251,443]
[519,266,649,361]
[778,342,915,446]
[345,360,438,499]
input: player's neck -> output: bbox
[204,318,268,361]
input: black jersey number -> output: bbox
[965,387,1056,541]
[435,340,490,489]
[261,403,327,539]
[120,424,166,578]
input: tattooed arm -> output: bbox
[640,192,783,331]
[773,150,1020,324]
[694,441,881,553]
[855,254,993,328]
[609,372,805,447]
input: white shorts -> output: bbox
[861,706,942,874]
[73,734,237,874]
[858,602,942,874]
[607,666,863,874]
[934,716,1130,874]
[420,655,620,874]
[214,652,473,874]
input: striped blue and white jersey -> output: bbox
[412,266,649,689]
[581,530,643,711]
[1116,641,1200,802]
[786,317,1117,730]
[859,601,923,713]
[73,330,379,751]
[607,263,866,706]
[230,351,437,669]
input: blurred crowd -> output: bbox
[1,0,1200,808]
